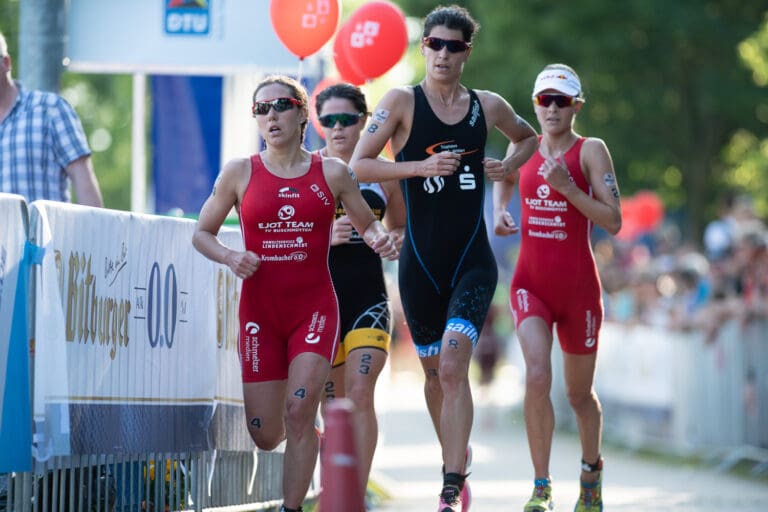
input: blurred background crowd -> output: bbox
[597,191,767,342]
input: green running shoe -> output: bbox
[524,479,553,512]
[574,473,602,512]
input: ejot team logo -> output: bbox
[278,205,295,220]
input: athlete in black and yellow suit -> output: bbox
[315,82,406,498]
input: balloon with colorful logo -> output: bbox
[333,22,367,85]
[340,1,408,80]
[269,0,341,59]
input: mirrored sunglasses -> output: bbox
[533,94,577,108]
[318,112,364,128]
[252,97,303,116]
[422,36,471,53]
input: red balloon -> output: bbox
[269,0,340,59]
[617,196,637,240]
[333,22,367,85]
[617,191,664,240]
[634,190,664,230]
[309,76,343,139]
[343,1,408,80]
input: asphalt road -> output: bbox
[368,365,768,512]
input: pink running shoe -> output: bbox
[438,485,462,512]
[460,480,472,511]
[460,445,473,511]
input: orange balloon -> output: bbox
[309,76,343,139]
[333,22,367,85]
[269,0,340,59]
[344,1,408,80]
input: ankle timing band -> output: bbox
[444,472,466,489]
[581,456,603,473]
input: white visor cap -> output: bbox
[532,68,582,97]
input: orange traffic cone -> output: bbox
[319,398,365,512]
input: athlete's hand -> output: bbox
[370,232,400,261]
[419,151,461,177]
[494,209,519,236]
[226,250,261,279]
[483,157,516,182]
[539,155,575,194]
[330,215,354,246]
[390,226,405,252]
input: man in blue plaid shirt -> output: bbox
[0,31,102,206]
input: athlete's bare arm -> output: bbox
[193,158,261,279]
[350,87,461,183]
[477,90,538,182]
[381,179,406,250]
[545,137,622,235]
[580,137,622,234]
[492,178,520,236]
[323,158,399,260]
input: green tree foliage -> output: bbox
[0,1,19,63]
[730,13,768,216]
[739,12,768,87]
[395,0,768,241]
[60,73,135,211]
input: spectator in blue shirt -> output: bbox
[0,31,102,206]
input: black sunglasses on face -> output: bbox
[318,112,365,128]
[533,94,577,108]
[422,36,471,53]
[252,97,303,116]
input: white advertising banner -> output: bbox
[66,0,307,75]
[28,201,237,456]
[0,193,32,471]
[210,228,252,450]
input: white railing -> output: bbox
[0,193,321,511]
[542,319,768,473]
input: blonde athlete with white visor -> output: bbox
[494,63,622,512]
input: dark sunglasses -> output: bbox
[318,112,365,128]
[252,97,303,116]
[533,94,577,108]
[422,36,471,53]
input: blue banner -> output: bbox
[151,75,223,216]
[0,236,32,472]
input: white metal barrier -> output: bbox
[5,195,766,511]
[0,194,319,511]
[544,319,768,473]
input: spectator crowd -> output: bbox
[596,192,767,343]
